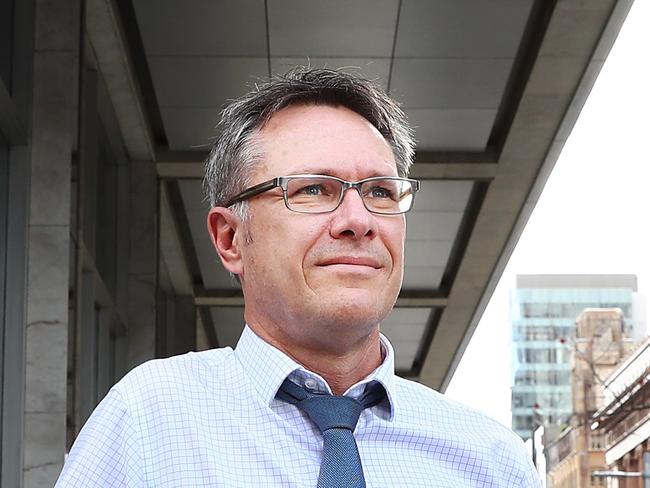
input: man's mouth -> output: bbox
[317,256,382,269]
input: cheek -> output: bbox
[259,217,327,273]
[382,222,406,265]
[288,215,329,243]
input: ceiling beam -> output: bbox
[87,0,155,160]
[410,163,497,181]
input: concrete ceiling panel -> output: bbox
[406,211,464,242]
[384,323,429,343]
[384,307,431,324]
[133,0,267,56]
[405,240,454,268]
[390,58,513,109]
[149,57,269,108]
[160,107,220,150]
[395,0,533,58]
[382,308,430,369]
[403,265,445,289]
[392,340,421,358]
[405,108,496,151]
[395,355,416,371]
[394,343,422,370]
[268,0,399,57]
[413,180,473,212]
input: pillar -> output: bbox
[127,160,158,368]
[23,0,79,485]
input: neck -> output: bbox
[249,323,383,395]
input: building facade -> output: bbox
[546,309,633,487]
[593,337,650,487]
[0,2,201,486]
[512,275,638,441]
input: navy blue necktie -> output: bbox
[277,378,386,488]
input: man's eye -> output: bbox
[367,186,394,199]
[298,184,326,196]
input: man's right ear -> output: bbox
[207,207,244,277]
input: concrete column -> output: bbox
[96,309,113,401]
[196,311,209,351]
[23,0,79,485]
[170,295,196,356]
[127,160,158,368]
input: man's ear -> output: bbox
[207,207,245,277]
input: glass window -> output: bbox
[0,141,8,469]
[0,0,14,91]
[95,144,118,295]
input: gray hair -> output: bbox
[203,67,416,213]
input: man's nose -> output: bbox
[329,188,378,239]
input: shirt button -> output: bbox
[304,379,317,390]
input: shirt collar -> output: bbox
[234,325,398,421]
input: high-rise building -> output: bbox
[511,274,638,441]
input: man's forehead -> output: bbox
[248,104,398,182]
[260,103,384,138]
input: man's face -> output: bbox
[235,104,406,352]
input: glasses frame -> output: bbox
[223,174,420,215]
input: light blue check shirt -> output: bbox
[56,325,541,487]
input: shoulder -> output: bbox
[393,377,539,485]
[394,376,524,446]
[112,347,235,411]
[119,347,234,385]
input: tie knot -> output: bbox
[300,396,364,433]
[276,378,387,434]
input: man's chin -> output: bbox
[316,289,394,326]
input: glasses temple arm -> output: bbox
[222,179,279,207]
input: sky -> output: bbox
[445,0,650,428]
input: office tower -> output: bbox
[511,274,637,441]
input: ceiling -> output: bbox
[86,0,634,388]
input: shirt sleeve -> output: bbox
[55,387,144,487]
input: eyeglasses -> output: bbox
[224,175,420,215]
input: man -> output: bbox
[57,68,540,487]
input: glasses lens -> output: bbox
[361,179,414,214]
[286,177,342,212]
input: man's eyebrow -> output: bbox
[286,168,337,177]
